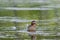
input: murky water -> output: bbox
[0,16,60,40]
[0,0,60,40]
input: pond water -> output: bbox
[0,16,60,40]
[0,0,60,40]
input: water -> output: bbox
[1,7,53,10]
[0,17,59,39]
[41,5,60,8]
[0,0,60,40]
[0,17,60,22]
[0,0,51,3]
